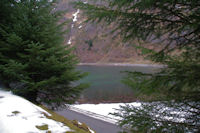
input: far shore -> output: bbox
[78,63,166,68]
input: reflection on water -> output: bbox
[77,65,159,103]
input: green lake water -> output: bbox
[77,65,160,103]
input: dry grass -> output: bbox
[40,105,96,133]
[36,124,48,130]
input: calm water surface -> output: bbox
[77,65,159,103]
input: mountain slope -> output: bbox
[57,0,161,64]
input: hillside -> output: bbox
[57,0,161,64]
[0,90,95,133]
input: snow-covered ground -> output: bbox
[69,101,199,132]
[69,102,141,124]
[0,90,72,133]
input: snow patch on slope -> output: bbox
[73,9,80,22]
[0,90,72,133]
[67,37,72,45]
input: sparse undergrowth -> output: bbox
[12,111,20,115]
[40,106,96,133]
[36,124,49,130]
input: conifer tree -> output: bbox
[0,0,87,107]
[74,0,200,132]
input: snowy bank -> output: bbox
[69,102,141,124]
[70,101,199,132]
[0,90,72,133]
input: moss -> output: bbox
[12,111,20,115]
[36,124,49,130]
[40,105,95,133]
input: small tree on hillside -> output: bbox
[74,0,200,132]
[0,0,88,107]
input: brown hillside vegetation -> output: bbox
[57,0,163,64]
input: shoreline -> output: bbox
[78,63,166,68]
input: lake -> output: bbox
[76,64,160,103]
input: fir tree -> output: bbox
[0,0,88,107]
[74,0,200,132]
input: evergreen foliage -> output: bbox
[74,0,200,132]
[0,0,88,107]
[112,101,200,132]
